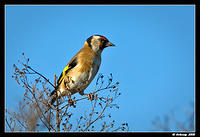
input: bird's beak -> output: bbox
[106,42,115,47]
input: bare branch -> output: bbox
[7,53,129,132]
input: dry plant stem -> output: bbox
[23,81,54,131]
[60,84,114,111]
[26,65,55,88]
[6,118,14,131]
[7,110,28,131]
[12,57,126,132]
[88,97,98,125]
[84,102,109,131]
[103,121,114,131]
[74,116,83,131]
[73,85,114,102]
[26,83,51,129]
[54,75,60,132]
[171,117,187,131]
[48,112,51,132]
[15,63,55,131]
[60,105,69,122]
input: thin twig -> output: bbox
[26,65,55,88]
[6,118,13,131]
[54,75,60,132]
[84,102,109,131]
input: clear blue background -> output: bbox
[5,5,195,131]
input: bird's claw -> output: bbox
[87,93,94,101]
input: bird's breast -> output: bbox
[88,56,101,82]
[65,55,101,92]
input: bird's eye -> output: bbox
[101,39,105,43]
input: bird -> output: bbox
[46,35,115,112]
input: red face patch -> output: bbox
[100,36,107,41]
[99,37,108,50]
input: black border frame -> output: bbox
[1,0,199,136]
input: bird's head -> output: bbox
[86,35,115,54]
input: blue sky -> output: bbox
[5,5,195,131]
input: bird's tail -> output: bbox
[44,89,58,114]
[50,88,57,96]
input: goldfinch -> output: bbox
[49,35,115,106]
